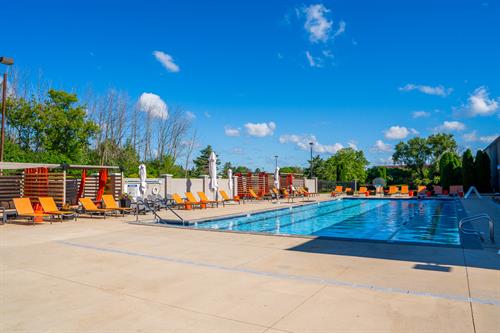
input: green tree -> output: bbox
[461,149,475,191]
[367,166,387,183]
[427,133,458,162]
[304,155,325,179]
[392,137,430,179]
[328,148,369,182]
[6,89,98,164]
[439,152,462,189]
[475,150,491,192]
[280,166,304,174]
[191,145,221,177]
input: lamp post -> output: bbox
[0,56,14,165]
[309,142,314,179]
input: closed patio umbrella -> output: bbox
[227,168,233,198]
[139,164,147,198]
[208,152,219,200]
[274,166,280,190]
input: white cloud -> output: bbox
[224,126,240,137]
[279,134,344,154]
[333,20,346,38]
[399,84,452,97]
[137,93,168,119]
[384,126,410,140]
[463,131,498,143]
[372,140,392,152]
[244,122,276,137]
[303,4,333,43]
[436,121,465,132]
[378,156,394,165]
[347,141,357,149]
[153,50,180,73]
[462,86,499,117]
[185,111,196,120]
[412,111,430,118]
[305,51,322,67]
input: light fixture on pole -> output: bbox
[0,56,14,166]
[309,142,314,179]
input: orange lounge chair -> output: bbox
[358,186,369,196]
[172,193,191,209]
[79,197,116,218]
[400,185,409,196]
[219,190,240,204]
[197,192,223,207]
[449,185,464,197]
[331,186,343,197]
[39,197,77,221]
[386,186,398,196]
[433,185,443,196]
[102,195,133,216]
[185,192,206,209]
[417,186,427,197]
[13,198,50,224]
[248,189,262,200]
[345,187,353,195]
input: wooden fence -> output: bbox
[0,174,23,203]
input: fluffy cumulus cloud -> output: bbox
[399,84,452,97]
[244,122,276,137]
[463,131,498,143]
[303,4,333,43]
[137,93,168,119]
[461,86,499,117]
[436,121,466,132]
[279,134,344,154]
[412,111,430,118]
[384,126,411,140]
[372,140,392,152]
[153,51,180,73]
[224,126,240,137]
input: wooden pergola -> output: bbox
[0,162,122,206]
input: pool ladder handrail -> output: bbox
[459,213,495,243]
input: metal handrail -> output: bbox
[459,214,495,243]
[133,198,184,225]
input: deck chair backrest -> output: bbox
[197,192,209,201]
[185,192,198,203]
[102,195,119,209]
[13,198,35,215]
[359,187,367,192]
[345,187,352,192]
[248,189,258,198]
[389,186,398,194]
[79,197,99,210]
[449,185,463,194]
[219,190,230,200]
[401,185,409,193]
[172,193,184,204]
[335,186,343,193]
[272,188,279,195]
[417,186,426,193]
[39,197,58,212]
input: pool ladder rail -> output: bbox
[459,214,495,243]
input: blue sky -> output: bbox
[3,0,500,170]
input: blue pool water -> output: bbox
[189,199,461,245]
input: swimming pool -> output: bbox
[188,199,462,245]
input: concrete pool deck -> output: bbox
[1,196,499,332]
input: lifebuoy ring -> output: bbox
[152,186,159,195]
